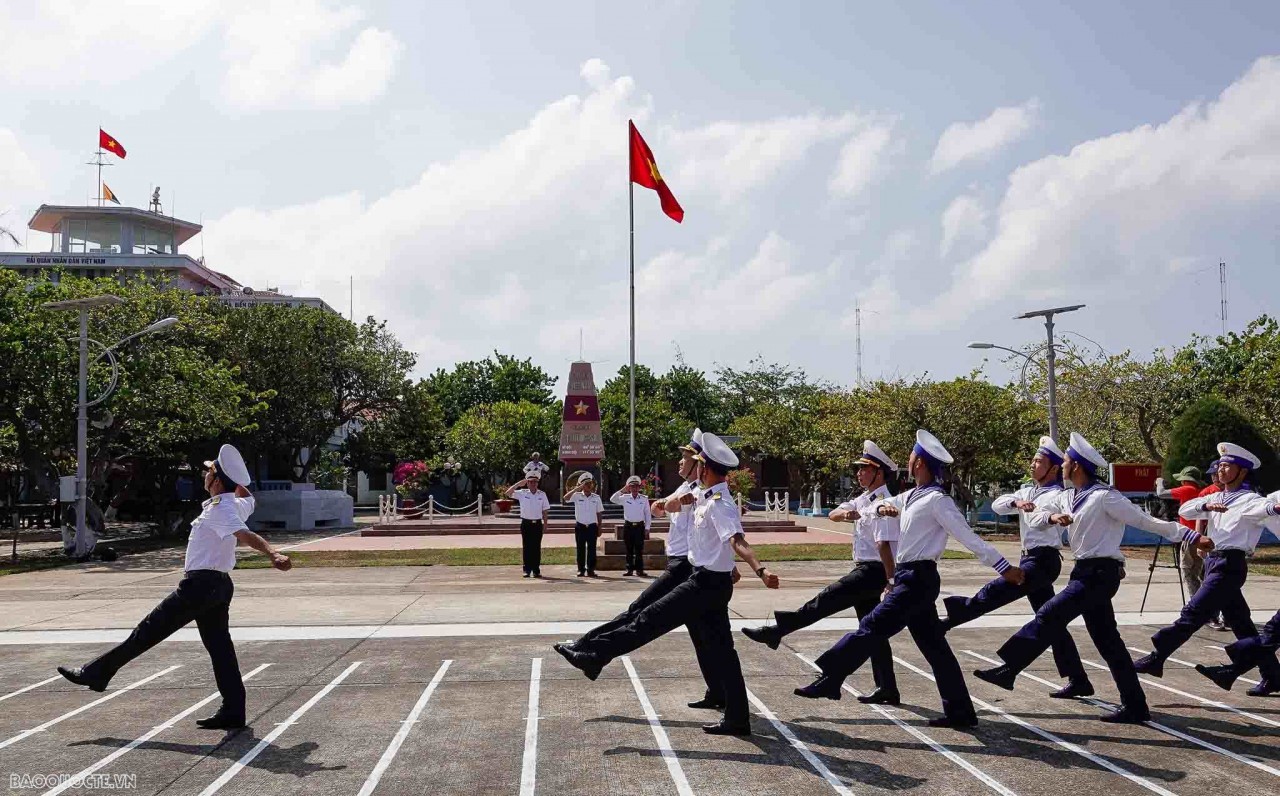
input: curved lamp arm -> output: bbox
[65,337,120,408]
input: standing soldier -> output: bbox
[556,433,781,736]
[564,473,604,577]
[57,445,291,730]
[742,440,900,705]
[974,433,1212,723]
[940,436,1094,699]
[611,475,653,576]
[795,430,1023,729]
[506,473,551,578]
[1132,443,1280,692]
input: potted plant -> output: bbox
[727,468,757,514]
[393,461,431,509]
[492,480,514,514]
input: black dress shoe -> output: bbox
[856,688,901,706]
[554,643,603,681]
[623,570,634,576]
[1246,679,1279,697]
[577,572,585,577]
[587,572,598,578]
[928,714,978,729]
[636,570,648,577]
[1195,663,1238,692]
[702,720,751,736]
[1049,678,1095,699]
[1132,653,1164,677]
[794,676,842,700]
[57,665,108,693]
[741,625,782,650]
[196,713,247,730]
[940,596,967,629]
[973,665,1017,691]
[523,572,531,578]
[1100,704,1150,724]
[688,696,726,710]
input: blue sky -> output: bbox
[2,1,1278,387]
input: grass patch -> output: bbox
[235,544,976,569]
[1251,551,1280,578]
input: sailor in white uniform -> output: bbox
[611,475,653,576]
[57,445,292,730]
[797,430,1024,729]
[941,436,1094,699]
[556,433,780,736]
[975,432,1211,723]
[1132,442,1280,691]
[742,440,900,705]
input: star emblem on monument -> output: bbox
[574,401,589,415]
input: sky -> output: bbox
[2,0,1279,391]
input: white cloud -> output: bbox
[829,121,897,198]
[939,194,988,257]
[930,99,1040,174]
[0,129,43,202]
[220,0,402,110]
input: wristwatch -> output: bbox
[756,566,767,577]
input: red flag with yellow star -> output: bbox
[99,128,126,159]
[629,120,683,223]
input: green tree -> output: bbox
[598,365,689,477]
[425,352,557,426]
[659,362,727,432]
[343,378,446,473]
[714,356,824,420]
[443,400,560,486]
[1180,316,1280,445]
[1164,397,1280,493]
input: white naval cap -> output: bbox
[204,444,251,487]
[626,475,642,486]
[1036,435,1066,465]
[857,440,897,471]
[1066,432,1108,476]
[912,429,954,472]
[1217,442,1261,470]
[680,427,704,454]
[695,432,739,473]
[577,472,595,484]
[525,469,541,480]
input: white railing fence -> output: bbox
[741,491,789,521]
[377,495,484,525]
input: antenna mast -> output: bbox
[1218,260,1227,336]
[86,149,113,207]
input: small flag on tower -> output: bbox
[628,120,683,223]
[102,183,120,205]
[99,128,126,159]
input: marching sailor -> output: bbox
[1132,443,1280,691]
[974,432,1211,723]
[611,475,653,576]
[742,440,900,705]
[796,430,1024,729]
[1197,606,1280,696]
[556,433,780,736]
[57,445,291,730]
[940,436,1094,699]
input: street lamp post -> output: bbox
[1015,305,1084,441]
[41,296,178,558]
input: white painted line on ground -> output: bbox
[197,661,362,796]
[0,675,60,703]
[41,664,272,796]
[519,657,542,796]
[744,687,856,796]
[621,656,694,796]
[357,660,452,796]
[900,655,1177,796]
[1117,647,1279,728]
[277,529,361,552]
[794,654,1016,796]
[0,665,181,751]
[965,650,1280,779]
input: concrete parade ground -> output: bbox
[1,551,1278,796]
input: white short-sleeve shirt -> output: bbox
[689,482,741,572]
[184,494,254,573]
[570,491,605,525]
[514,489,551,520]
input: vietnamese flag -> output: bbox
[629,120,683,223]
[99,128,126,159]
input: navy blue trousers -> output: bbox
[815,561,975,721]
[943,546,1089,682]
[1151,551,1280,682]
[997,558,1147,710]
[1225,607,1280,678]
[775,562,897,693]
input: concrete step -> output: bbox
[593,553,668,572]
[601,539,666,555]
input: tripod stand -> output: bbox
[1139,495,1187,614]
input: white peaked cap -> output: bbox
[1217,442,1261,469]
[626,475,642,485]
[681,427,704,453]
[204,444,251,487]
[858,440,897,471]
[1037,435,1066,462]
[577,472,594,484]
[1067,432,1108,470]
[697,432,739,469]
[915,429,954,465]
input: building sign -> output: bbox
[22,256,108,265]
[1111,462,1161,493]
[558,361,605,462]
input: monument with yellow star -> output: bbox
[557,361,605,482]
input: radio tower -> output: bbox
[1219,260,1227,335]
[855,299,864,386]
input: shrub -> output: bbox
[1164,397,1279,492]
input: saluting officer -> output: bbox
[611,475,653,576]
[506,472,551,578]
[975,432,1211,723]
[940,436,1094,699]
[1132,443,1280,692]
[556,433,780,736]
[57,445,292,730]
[742,440,901,705]
[559,429,724,710]
[564,473,605,577]
[796,430,1023,729]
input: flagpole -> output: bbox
[628,136,637,478]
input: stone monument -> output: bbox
[557,361,605,491]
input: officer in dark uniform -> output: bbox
[555,433,781,736]
[57,445,292,730]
